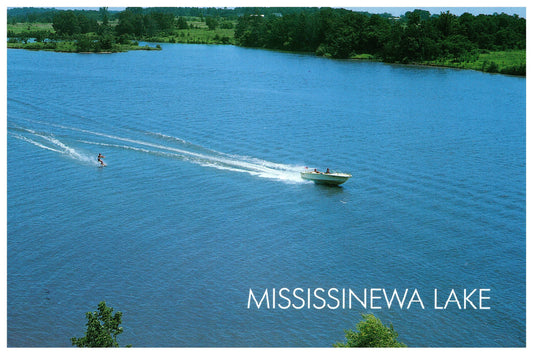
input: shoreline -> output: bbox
[7,42,162,53]
[7,40,524,76]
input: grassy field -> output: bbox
[474,50,526,74]
[422,50,525,75]
[8,22,54,34]
[347,49,525,75]
[144,17,236,44]
[149,29,235,44]
[145,28,235,45]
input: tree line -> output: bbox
[234,8,525,65]
[7,7,526,74]
[8,7,103,24]
[7,7,322,24]
[7,7,236,51]
[7,8,174,52]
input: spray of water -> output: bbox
[9,131,94,163]
[9,121,306,183]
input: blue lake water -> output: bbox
[7,44,525,347]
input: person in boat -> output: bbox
[326,168,330,174]
[97,153,105,166]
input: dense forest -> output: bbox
[235,9,525,66]
[7,7,526,75]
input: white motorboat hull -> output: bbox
[301,171,352,186]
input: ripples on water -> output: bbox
[7,45,525,347]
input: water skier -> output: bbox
[97,153,106,167]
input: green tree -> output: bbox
[99,7,109,26]
[77,13,98,33]
[151,12,175,32]
[98,34,115,51]
[334,314,406,347]
[235,14,266,47]
[177,16,189,29]
[75,34,93,52]
[115,9,144,37]
[71,301,127,347]
[143,13,159,37]
[206,16,219,30]
[53,10,80,36]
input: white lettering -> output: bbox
[247,287,489,311]
[313,288,326,309]
[292,288,305,309]
[248,288,269,309]
[407,289,425,309]
[479,289,491,309]
[370,288,382,309]
[328,288,340,309]
[349,288,367,309]
[307,288,311,309]
[278,288,291,309]
[444,289,461,309]
[463,289,477,309]
[434,289,443,309]
[383,289,408,309]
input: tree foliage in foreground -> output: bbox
[71,301,128,347]
[334,314,406,347]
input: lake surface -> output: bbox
[7,44,525,347]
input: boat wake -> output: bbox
[8,125,95,164]
[8,120,306,183]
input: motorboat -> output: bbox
[301,169,352,186]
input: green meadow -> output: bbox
[144,27,235,45]
[423,50,526,75]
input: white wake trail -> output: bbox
[11,119,306,183]
[36,134,94,163]
[71,127,304,182]
[9,133,62,153]
[9,128,94,164]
